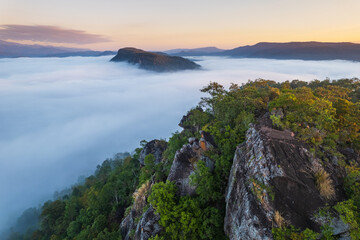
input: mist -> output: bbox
[1,56,360,232]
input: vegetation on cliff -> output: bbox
[6,78,360,240]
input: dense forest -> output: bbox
[5,78,360,240]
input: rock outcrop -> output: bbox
[224,123,345,239]
[167,134,214,196]
[134,206,162,240]
[139,140,167,166]
[178,107,204,134]
[120,183,160,240]
[110,48,201,72]
[120,209,137,240]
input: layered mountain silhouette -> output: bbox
[221,42,360,61]
[0,40,115,58]
[164,47,224,56]
[2,40,360,61]
[165,42,360,61]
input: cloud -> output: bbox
[0,25,111,44]
[0,56,360,233]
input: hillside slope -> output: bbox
[4,78,360,240]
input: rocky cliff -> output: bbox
[120,132,216,240]
[110,48,201,72]
[224,121,347,239]
[120,140,167,240]
[119,116,354,240]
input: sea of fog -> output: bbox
[1,56,360,231]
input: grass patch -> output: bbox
[315,169,335,200]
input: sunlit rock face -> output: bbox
[224,115,345,240]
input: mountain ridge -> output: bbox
[0,40,115,58]
[165,41,360,61]
[221,41,360,61]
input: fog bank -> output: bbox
[1,56,360,231]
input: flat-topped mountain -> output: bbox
[110,47,201,72]
[222,41,360,61]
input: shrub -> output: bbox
[315,169,335,200]
[274,211,286,228]
[133,181,151,211]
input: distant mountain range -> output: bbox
[164,47,224,56]
[0,40,116,58]
[221,42,360,61]
[165,42,360,61]
[2,40,360,61]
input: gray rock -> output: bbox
[120,210,136,240]
[134,206,162,240]
[167,143,199,196]
[331,217,351,239]
[167,137,215,196]
[139,140,167,165]
[224,123,344,239]
[188,137,197,144]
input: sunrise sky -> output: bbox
[1,0,360,51]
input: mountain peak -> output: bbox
[110,47,201,72]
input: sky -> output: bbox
[1,56,360,232]
[1,0,360,50]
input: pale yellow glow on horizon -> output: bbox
[1,0,360,51]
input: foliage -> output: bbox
[334,200,360,239]
[10,152,139,240]
[162,131,191,174]
[148,181,225,240]
[272,226,320,240]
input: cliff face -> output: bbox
[110,48,201,72]
[121,113,352,240]
[224,123,346,239]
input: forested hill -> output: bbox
[5,78,360,240]
[110,48,201,72]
